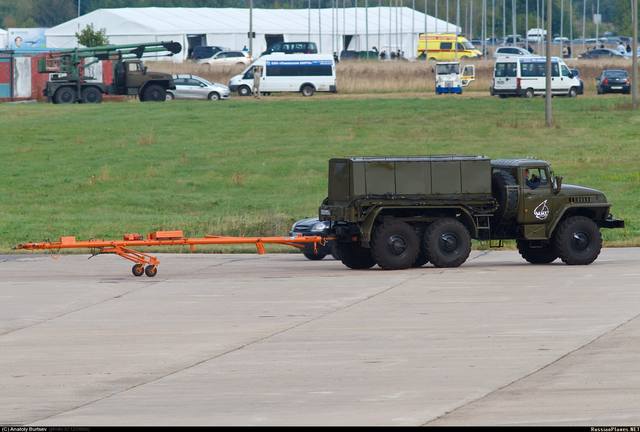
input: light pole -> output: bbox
[78,0,81,17]
[633,0,638,109]
[545,0,552,128]
[249,0,253,59]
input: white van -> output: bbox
[229,54,337,97]
[526,28,547,43]
[491,56,581,98]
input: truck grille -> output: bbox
[570,196,592,204]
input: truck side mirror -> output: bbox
[553,176,563,194]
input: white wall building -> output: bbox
[45,7,458,61]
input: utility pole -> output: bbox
[77,0,81,17]
[633,0,638,109]
[582,0,586,51]
[503,0,506,43]
[595,0,600,42]
[249,0,254,59]
[512,0,516,45]
[545,0,552,128]
[319,0,322,52]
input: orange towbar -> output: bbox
[17,230,332,277]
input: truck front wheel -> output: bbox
[337,242,376,270]
[424,218,471,268]
[516,240,558,264]
[371,221,420,270]
[141,84,166,102]
[553,216,602,265]
[54,87,77,104]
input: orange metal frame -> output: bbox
[16,230,331,277]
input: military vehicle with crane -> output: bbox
[38,41,182,104]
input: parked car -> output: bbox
[596,69,631,94]
[504,34,524,45]
[570,68,584,95]
[340,50,379,60]
[552,37,570,44]
[579,48,627,59]
[526,28,547,43]
[198,50,250,66]
[190,45,227,61]
[290,218,337,260]
[167,75,230,100]
[493,46,532,58]
[261,41,318,56]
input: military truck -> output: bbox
[319,156,624,270]
[38,42,181,104]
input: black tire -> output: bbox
[238,85,252,96]
[371,220,420,270]
[516,239,558,264]
[145,265,158,277]
[132,264,145,277]
[337,242,376,270]
[568,87,578,98]
[54,86,76,104]
[208,92,220,101]
[165,92,175,101]
[330,242,341,260]
[412,226,429,267]
[553,216,602,265]
[597,87,603,95]
[302,244,327,261]
[524,88,535,98]
[301,84,315,97]
[491,170,519,225]
[141,84,166,102]
[424,218,471,268]
[81,86,103,104]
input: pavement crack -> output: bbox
[421,309,640,426]
[29,272,423,425]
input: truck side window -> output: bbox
[243,67,254,80]
[440,42,452,50]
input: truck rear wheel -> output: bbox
[337,242,376,270]
[553,216,602,265]
[54,86,77,104]
[141,84,166,102]
[424,218,471,268]
[516,240,558,264]
[81,87,103,104]
[371,221,420,270]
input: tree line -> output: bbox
[0,0,636,37]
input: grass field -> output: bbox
[0,95,638,252]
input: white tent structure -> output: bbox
[46,7,458,61]
[0,29,7,49]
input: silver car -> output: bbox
[167,74,231,101]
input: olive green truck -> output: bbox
[319,156,624,270]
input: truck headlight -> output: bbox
[311,222,330,232]
[320,209,331,216]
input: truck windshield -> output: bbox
[436,64,460,74]
[462,41,475,50]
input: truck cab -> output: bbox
[434,62,475,94]
[112,60,176,101]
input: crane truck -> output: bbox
[38,41,182,104]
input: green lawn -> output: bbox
[0,96,638,252]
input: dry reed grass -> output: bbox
[149,57,633,96]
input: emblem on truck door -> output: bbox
[534,200,550,220]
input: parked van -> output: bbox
[491,56,581,98]
[417,33,482,61]
[526,28,547,43]
[229,54,336,97]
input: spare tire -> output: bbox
[491,170,519,225]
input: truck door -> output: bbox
[461,64,475,86]
[125,61,144,89]
[519,166,553,225]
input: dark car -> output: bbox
[290,218,337,260]
[190,45,226,60]
[570,68,584,95]
[578,48,627,59]
[596,69,631,94]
